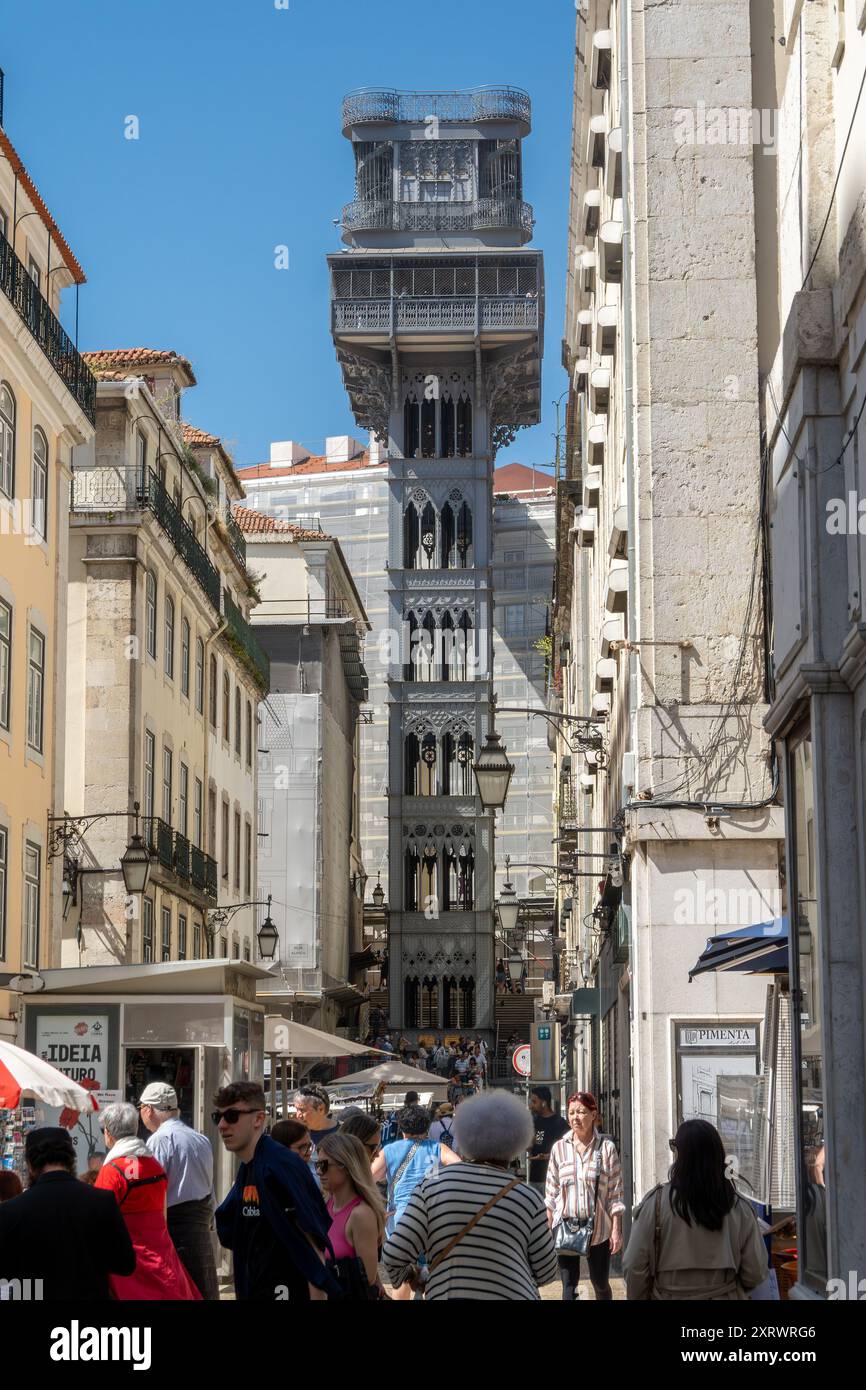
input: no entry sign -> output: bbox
[512,1044,531,1077]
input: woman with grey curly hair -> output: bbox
[382,1091,557,1300]
[95,1101,200,1300]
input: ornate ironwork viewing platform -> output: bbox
[342,87,531,135]
[342,197,534,242]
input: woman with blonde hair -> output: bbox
[316,1131,386,1299]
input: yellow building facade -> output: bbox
[0,123,96,1037]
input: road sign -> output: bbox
[512,1044,531,1077]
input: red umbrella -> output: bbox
[0,1039,100,1112]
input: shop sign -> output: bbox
[678,1025,757,1049]
[34,1014,111,1086]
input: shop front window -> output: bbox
[790,729,826,1287]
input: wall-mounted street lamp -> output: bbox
[472,730,515,810]
[371,872,385,909]
[49,802,152,920]
[207,894,278,961]
[497,855,521,935]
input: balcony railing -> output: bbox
[223,587,270,692]
[70,466,221,613]
[342,197,534,239]
[333,294,539,335]
[191,845,219,901]
[224,508,247,566]
[142,818,218,901]
[342,87,531,133]
[0,226,96,423]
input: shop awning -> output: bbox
[689,917,789,981]
[330,1060,449,1098]
[35,960,275,996]
[264,1016,385,1058]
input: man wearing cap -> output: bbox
[139,1081,219,1300]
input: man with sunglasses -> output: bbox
[214,1082,340,1301]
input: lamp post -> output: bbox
[497,856,521,936]
[472,730,515,810]
[257,897,279,961]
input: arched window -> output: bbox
[443,976,475,1028]
[407,611,437,682]
[443,730,474,795]
[403,730,439,797]
[0,382,15,499]
[404,836,438,911]
[164,595,175,678]
[145,571,157,659]
[403,392,420,458]
[441,393,455,458]
[31,427,48,538]
[404,499,437,570]
[459,976,476,1027]
[443,842,474,911]
[440,497,473,569]
[404,840,419,911]
[420,976,439,1028]
[456,393,473,456]
[419,732,438,795]
[404,733,420,795]
[454,611,473,681]
[404,976,421,1028]
[420,395,436,457]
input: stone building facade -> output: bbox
[556,0,785,1211]
[64,351,266,967]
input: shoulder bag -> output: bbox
[554,1144,602,1257]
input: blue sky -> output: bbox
[2,0,574,471]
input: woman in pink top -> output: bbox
[316,1132,386,1298]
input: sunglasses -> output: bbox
[211,1108,263,1125]
[293,1141,313,1157]
[315,1158,342,1175]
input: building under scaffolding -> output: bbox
[238,445,555,915]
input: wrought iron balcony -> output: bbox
[142,818,218,901]
[191,844,218,901]
[333,294,539,336]
[142,817,175,872]
[0,225,96,423]
[224,508,247,565]
[342,198,534,240]
[342,87,531,133]
[70,466,221,613]
[222,588,270,692]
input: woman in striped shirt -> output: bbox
[382,1092,557,1300]
[545,1090,625,1302]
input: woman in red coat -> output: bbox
[95,1101,201,1300]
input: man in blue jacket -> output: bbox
[214,1081,341,1301]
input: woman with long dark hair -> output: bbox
[623,1118,768,1300]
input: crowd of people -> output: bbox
[0,1073,771,1304]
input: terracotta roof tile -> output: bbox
[81,349,197,385]
[0,128,86,283]
[181,423,220,449]
[493,463,556,495]
[232,506,332,542]
[238,451,375,480]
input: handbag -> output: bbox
[402,1175,522,1292]
[554,1168,601,1257]
[331,1254,382,1302]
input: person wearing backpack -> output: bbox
[371,1103,462,1300]
[429,1103,457,1152]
